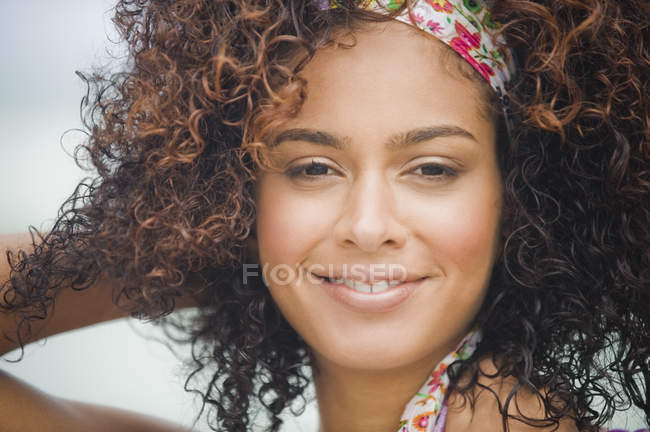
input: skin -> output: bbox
[252,20,504,432]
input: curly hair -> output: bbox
[1,0,648,431]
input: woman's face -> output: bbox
[253,21,502,371]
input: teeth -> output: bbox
[338,278,402,294]
[318,275,406,293]
[345,280,372,293]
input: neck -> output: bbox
[312,347,452,432]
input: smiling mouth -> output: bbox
[312,273,428,294]
[312,273,428,313]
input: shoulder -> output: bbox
[444,357,578,432]
[0,369,189,432]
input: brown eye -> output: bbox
[411,163,458,181]
[286,160,337,180]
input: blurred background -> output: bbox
[0,1,645,431]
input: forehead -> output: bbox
[276,20,494,143]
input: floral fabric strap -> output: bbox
[397,328,482,432]
[431,396,449,432]
[315,0,517,135]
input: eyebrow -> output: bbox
[267,125,478,150]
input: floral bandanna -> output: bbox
[315,0,517,135]
[397,328,482,432]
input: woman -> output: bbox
[1,0,648,431]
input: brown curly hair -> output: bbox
[2,0,648,431]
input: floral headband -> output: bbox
[315,0,517,134]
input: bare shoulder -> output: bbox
[0,369,190,432]
[445,358,578,432]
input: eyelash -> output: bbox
[286,160,458,182]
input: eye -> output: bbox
[285,160,458,182]
[286,159,338,181]
[410,163,458,181]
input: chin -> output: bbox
[311,326,430,371]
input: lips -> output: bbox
[313,272,427,313]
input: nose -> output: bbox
[333,169,408,253]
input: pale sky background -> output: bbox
[0,1,646,431]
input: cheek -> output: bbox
[443,196,499,260]
[410,185,501,274]
[255,179,328,266]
